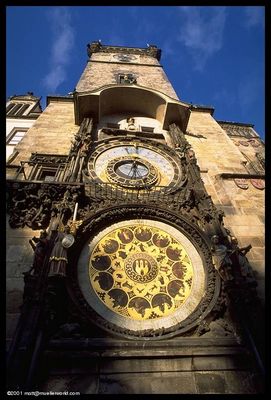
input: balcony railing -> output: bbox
[85,182,185,205]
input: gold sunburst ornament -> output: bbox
[89,224,194,321]
[77,220,206,332]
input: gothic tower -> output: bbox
[6,42,265,394]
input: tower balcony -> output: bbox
[74,85,191,132]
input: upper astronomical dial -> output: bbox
[87,140,182,189]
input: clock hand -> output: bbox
[131,161,139,179]
[135,165,145,179]
[133,160,145,179]
[132,143,139,154]
[127,160,140,179]
[127,162,135,178]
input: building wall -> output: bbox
[39,337,263,394]
[185,110,265,304]
[9,100,78,165]
[6,100,79,344]
[6,118,39,161]
[6,217,36,348]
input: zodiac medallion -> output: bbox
[89,223,194,321]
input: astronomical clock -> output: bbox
[85,137,185,190]
[70,128,220,339]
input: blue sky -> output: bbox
[6,6,265,139]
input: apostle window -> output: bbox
[118,73,137,85]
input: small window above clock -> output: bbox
[118,73,137,85]
[141,126,154,133]
[107,122,120,129]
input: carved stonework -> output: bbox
[250,179,265,190]
[211,235,234,282]
[6,182,84,229]
[29,153,67,165]
[234,179,249,190]
[87,41,161,60]
[7,119,261,348]
[218,122,258,139]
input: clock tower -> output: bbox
[6,42,265,393]
[69,42,218,339]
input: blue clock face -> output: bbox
[116,160,149,179]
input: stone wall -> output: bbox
[10,100,78,165]
[6,218,36,348]
[40,338,263,394]
[186,110,265,304]
[6,118,38,161]
[76,58,178,100]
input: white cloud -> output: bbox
[243,6,264,28]
[43,65,67,93]
[43,7,75,92]
[177,6,227,71]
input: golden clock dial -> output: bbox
[77,220,206,332]
[87,140,182,189]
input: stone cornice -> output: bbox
[46,96,74,106]
[6,115,40,120]
[190,104,215,115]
[87,41,161,61]
[88,60,163,68]
[217,120,254,128]
[218,173,265,179]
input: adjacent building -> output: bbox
[6,92,42,162]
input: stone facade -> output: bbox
[11,100,78,163]
[184,112,265,304]
[40,338,263,394]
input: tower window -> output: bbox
[6,103,15,114]
[107,123,120,129]
[8,104,22,115]
[17,104,30,116]
[118,74,137,84]
[6,129,28,146]
[6,103,30,117]
[37,168,58,182]
[24,153,68,182]
[141,126,154,133]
